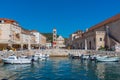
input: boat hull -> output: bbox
[97,57,119,62]
[2,59,31,64]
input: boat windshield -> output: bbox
[20,56,28,59]
[8,57,15,59]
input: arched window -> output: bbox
[0,20,4,23]
[100,38,102,41]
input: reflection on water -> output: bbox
[0,63,31,80]
[0,58,120,80]
[96,62,120,80]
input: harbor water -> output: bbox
[0,57,120,80]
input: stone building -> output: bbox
[66,30,83,49]
[46,42,52,48]
[52,28,57,48]
[67,14,120,51]
[0,18,46,50]
[0,18,21,50]
[21,29,31,50]
[39,33,46,47]
[52,28,65,48]
[56,36,65,48]
[30,30,40,49]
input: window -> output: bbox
[54,39,56,41]
[53,31,56,33]
[0,20,4,23]
[100,38,102,41]
[8,57,15,59]
[53,35,56,37]
[15,33,20,39]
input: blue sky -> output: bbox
[0,0,120,38]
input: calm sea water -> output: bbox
[0,57,120,80]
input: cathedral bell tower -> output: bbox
[53,28,57,48]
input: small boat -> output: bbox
[90,55,102,61]
[96,56,119,62]
[68,53,80,59]
[33,53,43,61]
[81,54,90,60]
[33,52,49,61]
[90,55,96,61]
[2,55,31,64]
[42,54,49,58]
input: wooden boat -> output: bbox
[2,55,31,64]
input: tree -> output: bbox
[42,33,53,42]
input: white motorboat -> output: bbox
[42,53,49,58]
[33,52,49,61]
[90,55,97,61]
[90,55,106,61]
[33,53,43,61]
[81,54,90,60]
[96,56,119,62]
[2,55,31,64]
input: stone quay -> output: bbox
[0,49,120,61]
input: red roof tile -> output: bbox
[88,14,120,32]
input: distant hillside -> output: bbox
[42,33,53,42]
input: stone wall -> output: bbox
[94,19,120,50]
[0,49,120,60]
[68,15,120,51]
[95,31,105,50]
